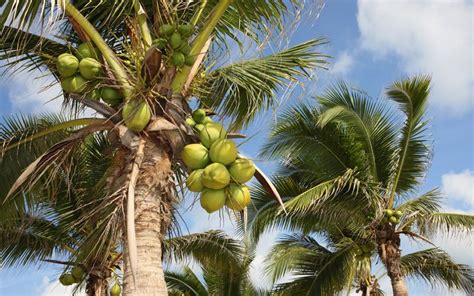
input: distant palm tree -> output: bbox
[249,76,474,296]
[0,1,327,294]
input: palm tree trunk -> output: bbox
[122,140,175,296]
[376,227,408,296]
[86,273,108,296]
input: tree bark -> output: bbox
[122,140,175,296]
[86,273,109,296]
[376,227,409,296]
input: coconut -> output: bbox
[170,32,182,49]
[225,184,250,211]
[228,158,255,183]
[180,44,191,55]
[79,58,102,80]
[101,87,123,106]
[200,188,226,213]
[186,169,204,192]
[184,55,195,66]
[181,144,209,169]
[172,52,185,67]
[389,216,398,224]
[186,117,196,126]
[192,109,206,123]
[201,163,230,189]
[202,116,213,125]
[199,122,226,148]
[77,42,100,60]
[110,283,121,296]
[89,89,101,100]
[159,24,175,36]
[59,273,75,286]
[71,266,84,281]
[194,124,205,133]
[62,75,87,94]
[384,209,394,217]
[57,53,79,77]
[394,210,403,218]
[209,139,237,165]
[178,24,193,36]
[152,38,167,49]
[122,100,152,132]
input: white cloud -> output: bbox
[357,0,474,115]
[442,169,474,209]
[331,51,354,76]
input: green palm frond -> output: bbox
[397,189,443,215]
[165,266,208,296]
[401,248,473,294]
[416,212,474,238]
[194,39,328,130]
[164,230,244,268]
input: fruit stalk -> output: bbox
[170,0,233,93]
[133,0,152,49]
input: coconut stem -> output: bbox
[133,0,153,49]
[170,0,232,94]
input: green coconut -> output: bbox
[181,143,210,169]
[384,209,394,217]
[202,116,213,125]
[59,273,75,286]
[122,100,152,132]
[79,58,102,80]
[201,163,230,189]
[110,283,121,296]
[152,38,168,50]
[169,32,182,49]
[186,169,205,192]
[100,87,123,106]
[228,158,255,183]
[200,188,226,213]
[62,75,87,94]
[394,210,403,218]
[389,216,399,224]
[225,184,250,211]
[186,117,196,126]
[184,55,195,66]
[180,44,191,55]
[77,42,100,60]
[209,139,237,165]
[172,52,185,67]
[194,124,205,133]
[178,24,193,36]
[57,53,79,77]
[159,24,175,36]
[199,122,226,148]
[192,109,206,123]
[71,266,84,281]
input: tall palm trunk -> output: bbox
[376,227,408,296]
[123,140,175,296]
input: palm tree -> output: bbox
[249,77,474,296]
[0,1,327,295]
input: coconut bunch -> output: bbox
[56,42,125,107]
[383,209,403,225]
[181,109,256,213]
[354,243,374,261]
[58,266,84,286]
[152,23,195,67]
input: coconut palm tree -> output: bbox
[248,77,474,296]
[0,1,327,295]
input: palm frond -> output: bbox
[401,248,473,294]
[416,212,474,238]
[194,39,328,130]
[165,267,208,296]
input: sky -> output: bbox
[0,0,473,295]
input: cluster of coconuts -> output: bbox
[58,266,84,286]
[383,209,403,225]
[56,43,124,107]
[354,243,373,261]
[152,23,195,67]
[181,109,256,213]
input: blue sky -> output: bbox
[1,1,473,295]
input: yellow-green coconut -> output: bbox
[225,184,251,211]
[186,169,204,192]
[79,58,102,80]
[201,163,230,189]
[200,188,226,213]
[77,42,100,60]
[57,53,79,77]
[199,122,226,148]
[71,266,84,281]
[61,75,87,94]
[181,144,210,169]
[100,87,123,106]
[228,158,255,183]
[110,283,121,296]
[209,139,237,165]
[59,273,75,286]
[122,100,152,132]
[192,109,206,123]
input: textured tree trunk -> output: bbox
[376,227,409,296]
[122,140,175,296]
[86,273,108,296]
